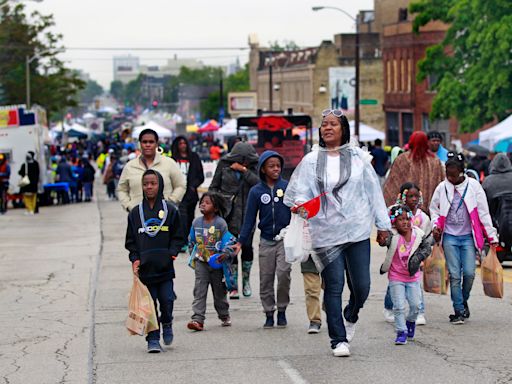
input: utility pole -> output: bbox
[312,6,360,138]
[268,53,273,111]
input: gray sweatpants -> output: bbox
[259,239,291,313]
[191,261,229,323]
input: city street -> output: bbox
[2,184,512,384]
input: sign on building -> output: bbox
[328,67,356,114]
[228,92,257,117]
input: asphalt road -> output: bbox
[2,185,512,384]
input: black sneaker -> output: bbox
[277,311,287,328]
[463,302,470,319]
[264,312,274,329]
[449,313,465,325]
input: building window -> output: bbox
[386,112,399,147]
[427,73,439,92]
[393,60,398,92]
[407,59,412,93]
[402,113,414,144]
[401,59,406,92]
[398,8,408,22]
[386,60,391,93]
[422,113,430,131]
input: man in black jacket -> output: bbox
[125,169,185,353]
[171,136,205,241]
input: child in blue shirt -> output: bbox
[237,150,292,328]
[187,192,237,331]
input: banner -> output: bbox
[0,109,19,128]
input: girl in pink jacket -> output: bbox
[430,152,498,325]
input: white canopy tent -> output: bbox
[214,119,238,143]
[132,120,173,139]
[479,114,512,150]
[51,122,91,135]
[349,120,385,142]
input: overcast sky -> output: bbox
[24,0,374,89]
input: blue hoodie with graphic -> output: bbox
[238,151,291,245]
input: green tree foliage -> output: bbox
[109,80,125,101]
[200,64,250,120]
[79,79,103,104]
[410,0,512,132]
[268,40,300,52]
[0,2,85,117]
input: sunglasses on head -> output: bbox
[447,152,464,161]
[322,109,344,118]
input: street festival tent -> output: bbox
[51,122,91,138]
[198,120,219,133]
[479,114,512,151]
[348,120,385,143]
[214,119,237,142]
[132,120,173,139]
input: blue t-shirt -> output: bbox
[370,147,389,177]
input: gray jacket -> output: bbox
[209,142,259,235]
[380,227,432,276]
[482,153,512,203]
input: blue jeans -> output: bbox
[443,233,477,313]
[385,284,425,313]
[145,279,175,342]
[83,182,93,200]
[389,280,421,332]
[321,239,371,348]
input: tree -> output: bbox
[200,64,250,120]
[410,0,512,132]
[79,79,103,104]
[109,80,125,102]
[0,2,85,118]
[268,40,300,52]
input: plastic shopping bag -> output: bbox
[126,275,159,336]
[284,214,310,263]
[481,248,504,298]
[423,244,449,295]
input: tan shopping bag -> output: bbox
[481,248,504,299]
[126,275,159,335]
[423,244,449,295]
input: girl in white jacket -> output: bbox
[430,152,498,325]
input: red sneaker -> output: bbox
[187,320,204,331]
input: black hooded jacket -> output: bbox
[125,170,185,285]
[209,142,259,235]
[171,136,204,204]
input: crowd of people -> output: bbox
[121,108,511,357]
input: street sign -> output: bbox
[360,99,378,105]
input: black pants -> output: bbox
[232,231,254,264]
[179,198,198,239]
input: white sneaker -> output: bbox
[332,342,350,357]
[383,308,394,323]
[345,321,356,342]
[416,313,426,326]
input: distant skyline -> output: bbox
[23,0,374,89]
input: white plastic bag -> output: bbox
[284,214,310,263]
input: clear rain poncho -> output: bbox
[283,143,391,272]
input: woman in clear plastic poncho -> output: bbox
[284,109,391,357]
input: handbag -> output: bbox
[18,162,30,187]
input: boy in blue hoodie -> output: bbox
[237,150,292,328]
[125,169,185,353]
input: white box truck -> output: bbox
[0,105,49,196]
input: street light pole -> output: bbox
[26,55,30,109]
[268,52,273,111]
[312,5,360,138]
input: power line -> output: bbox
[64,47,249,51]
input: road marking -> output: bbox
[277,360,309,384]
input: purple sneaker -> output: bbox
[406,321,416,339]
[395,331,407,345]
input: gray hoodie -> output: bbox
[482,153,512,203]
